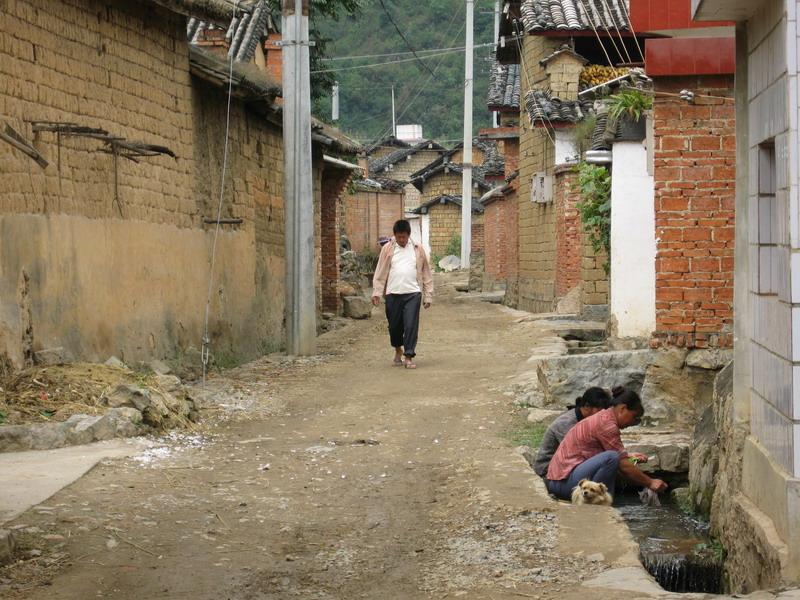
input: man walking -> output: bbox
[372,220,434,369]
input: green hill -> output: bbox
[313,0,497,145]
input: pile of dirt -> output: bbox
[0,363,189,428]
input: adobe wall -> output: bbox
[0,0,289,366]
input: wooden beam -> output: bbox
[0,123,48,169]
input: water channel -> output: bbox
[617,494,724,594]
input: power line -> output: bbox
[311,44,494,74]
[377,0,437,76]
[321,44,486,62]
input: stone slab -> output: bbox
[0,438,151,524]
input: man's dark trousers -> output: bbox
[385,292,422,357]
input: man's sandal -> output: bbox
[404,361,417,370]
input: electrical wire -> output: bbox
[576,0,614,66]
[512,18,555,146]
[618,0,646,62]
[598,0,632,64]
[202,0,239,387]
[377,0,437,76]
[321,44,487,62]
[311,44,494,74]
[369,1,466,144]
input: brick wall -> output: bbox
[554,169,582,297]
[321,168,352,314]
[343,189,405,253]
[1,0,197,225]
[651,75,735,349]
[0,0,306,364]
[581,232,609,308]
[544,54,584,100]
[421,170,464,203]
[484,196,515,284]
[516,35,562,311]
[427,202,484,258]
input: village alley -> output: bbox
[0,280,664,600]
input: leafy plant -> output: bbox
[695,539,726,563]
[444,233,461,258]
[607,88,653,122]
[0,410,6,424]
[574,162,611,275]
[571,115,597,157]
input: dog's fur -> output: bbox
[571,479,613,506]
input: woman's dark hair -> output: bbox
[393,219,412,235]
[611,387,644,414]
[575,386,612,409]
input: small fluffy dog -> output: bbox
[571,479,613,506]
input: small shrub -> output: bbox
[574,162,611,275]
[608,88,653,122]
[444,233,461,258]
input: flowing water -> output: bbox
[617,495,723,594]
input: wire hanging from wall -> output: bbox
[201,0,240,387]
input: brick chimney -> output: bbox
[264,32,283,82]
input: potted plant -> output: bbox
[608,88,652,141]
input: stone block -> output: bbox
[0,529,15,565]
[686,348,733,370]
[343,296,372,320]
[526,349,656,409]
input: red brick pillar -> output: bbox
[651,76,735,349]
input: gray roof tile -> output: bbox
[520,0,630,33]
[524,89,593,124]
[487,61,521,110]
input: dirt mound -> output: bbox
[0,364,187,428]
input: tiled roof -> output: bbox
[364,136,412,155]
[189,45,280,101]
[520,0,630,33]
[373,177,407,192]
[187,0,272,63]
[524,89,593,125]
[411,194,484,215]
[540,45,589,67]
[368,140,446,175]
[487,61,521,110]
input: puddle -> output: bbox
[617,495,723,594]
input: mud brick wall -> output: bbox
[581,232,609,308]
[0,0,292,365]
[0,0,195,225]
[427,202,484,258]
[420,171,463,204]
[371,148,442,211]
[342,189,404,254]
[651,76,735,349]
[554,168,582,298]
[515,35,562,312]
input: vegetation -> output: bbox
[313,0,495,142]
[505,420,548,449]
[574,162,611,274]
[431,233,462,270]
[607,88,653,122]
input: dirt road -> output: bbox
[1,282,642,600]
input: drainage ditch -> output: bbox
[617,494,723,594]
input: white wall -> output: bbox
[610,141,656,339]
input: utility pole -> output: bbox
[391,84,397,138]
[332,80,340,121]
[282,0,316,356]
[492,0,500,128]
[460,0,474,270]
